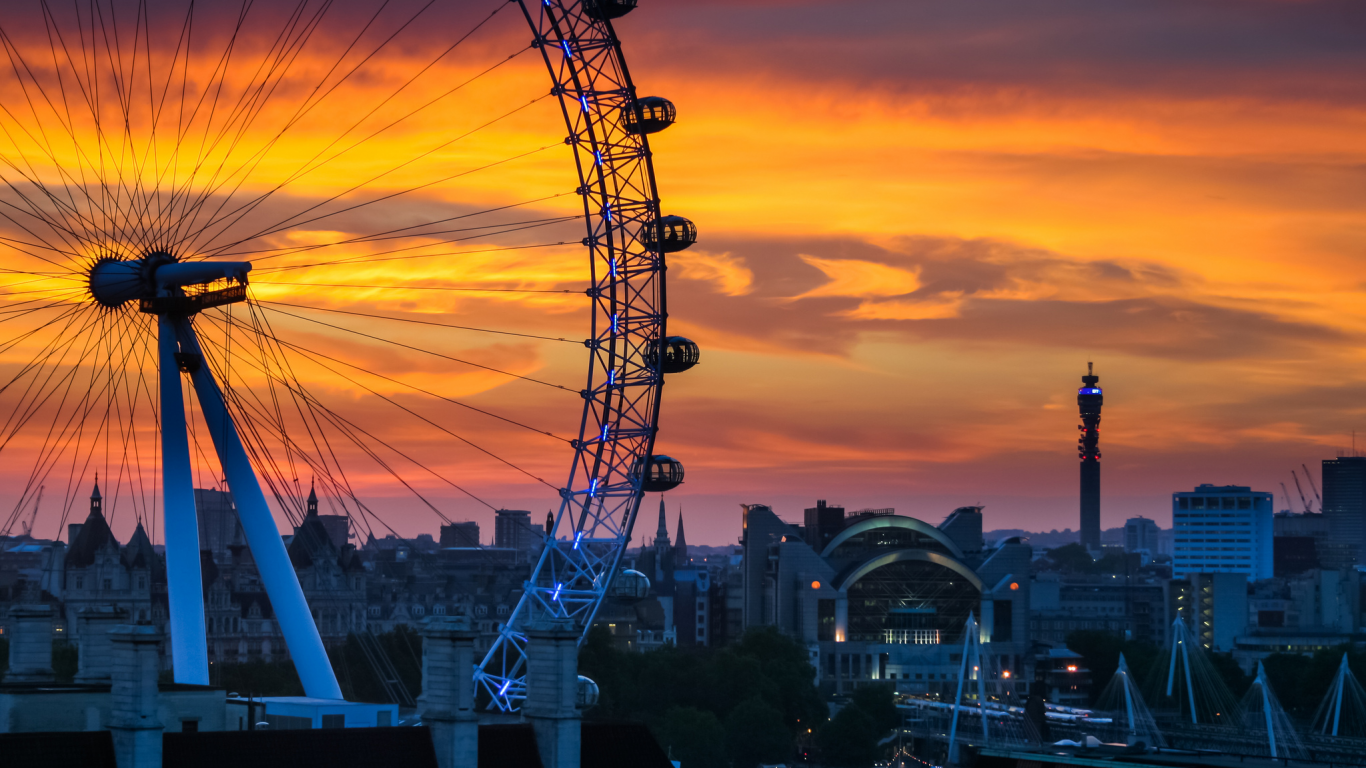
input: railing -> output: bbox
[883,629,940,645]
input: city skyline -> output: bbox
[0,2,1363,549]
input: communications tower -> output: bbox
[1078,362,1104,549]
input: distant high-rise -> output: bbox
[494,509,537,553]
[1172,484,1274,580]
[1322,457,1366,566]
[1078,363,1103,549]
[1124,516,1159,555]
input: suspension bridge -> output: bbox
[895,616,1366,767]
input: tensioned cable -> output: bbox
[206,311,558,489]
[211,308,568,442]
[256,303,576,392]
[213,191,575,260]
[255,301,580,344]
[196,318,494,516]
[253,241,570,274]
[252,281,579,294]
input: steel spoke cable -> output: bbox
[196,321,484,518]
[211,309,568,441]
[0,307,121,527]
[160,0,342,250]
[225,300,466,527]
[252,281,579,294]
[243,218,573,271]
[235,215,579,271]
[252,240,569,274]
[195,98,557,257]
[209,301,440,533]
[255,301,580,344]
[180,1,519,256]
[0,28,113,250]
[234,212,579,264]
[255,301,575,392]
[188,41,534,257]
[213,190,574,260]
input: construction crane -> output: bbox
[1302,463,1323,507]
[1291,470,1314,514]
[19,486,42,537]
[1280,482,1295,514]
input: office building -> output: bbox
[1171,484,1273,580]
[1123,517,1159,556]
[1322,456,1366,567]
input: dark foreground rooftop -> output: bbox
[0,722,672,768]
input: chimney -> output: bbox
[419,616,479,768]
[6,604,55,682]
[108,624,164,768]
[523,618,581,768]
[75,605,129,683]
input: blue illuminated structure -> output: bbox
[1078,363,1104,549]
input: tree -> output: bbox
[725,697,790,768]
[849,683,899,733]
[1065,630,1161,705]
[655,707,727,768]
[816,703,882,768]
[1043,544,1094,573]
[1208,651,1250,698]
[52,640,77,683]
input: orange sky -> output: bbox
[0,0,1363,546]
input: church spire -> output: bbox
[675,507,688,565]
[654,495,669,547]
[306,480,318,517]
[90,473,102,515]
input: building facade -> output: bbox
[740,501,1033,702]
[1172,484,1273,580]
[1123,517,1159,557]
[1322,456,1366,567]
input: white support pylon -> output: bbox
[947,612,979,766]
[157,316,209,685]
[175,320,342,700]
[1255,661,1277,758]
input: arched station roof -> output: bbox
[833,549,985,593]
[820,515,966,561]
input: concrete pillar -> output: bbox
[75,606,129,683]
[834,595,848,643]
[523,619,581,768]
[419,616,479,768]
[6,605,55,683]
[109,624,164,768]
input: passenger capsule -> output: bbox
[621,96,676,135]
[583,0,636,20]
[633,455,684,492]
[607,569,651,600]
[577,675,600,709]
[647,336,700,374]
[641,215,696,254]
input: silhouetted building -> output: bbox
[939,506,984,557]
[803,500,845,551]
[195,488,239,559]
[1123,517,1159,555]
[1078,363,1103,549]
[1322,456,1366,567]
[439,522,481,548]
[493,509,539,561]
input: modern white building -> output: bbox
[1172,484,1274,580]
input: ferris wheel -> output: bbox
[0,0,696,711]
